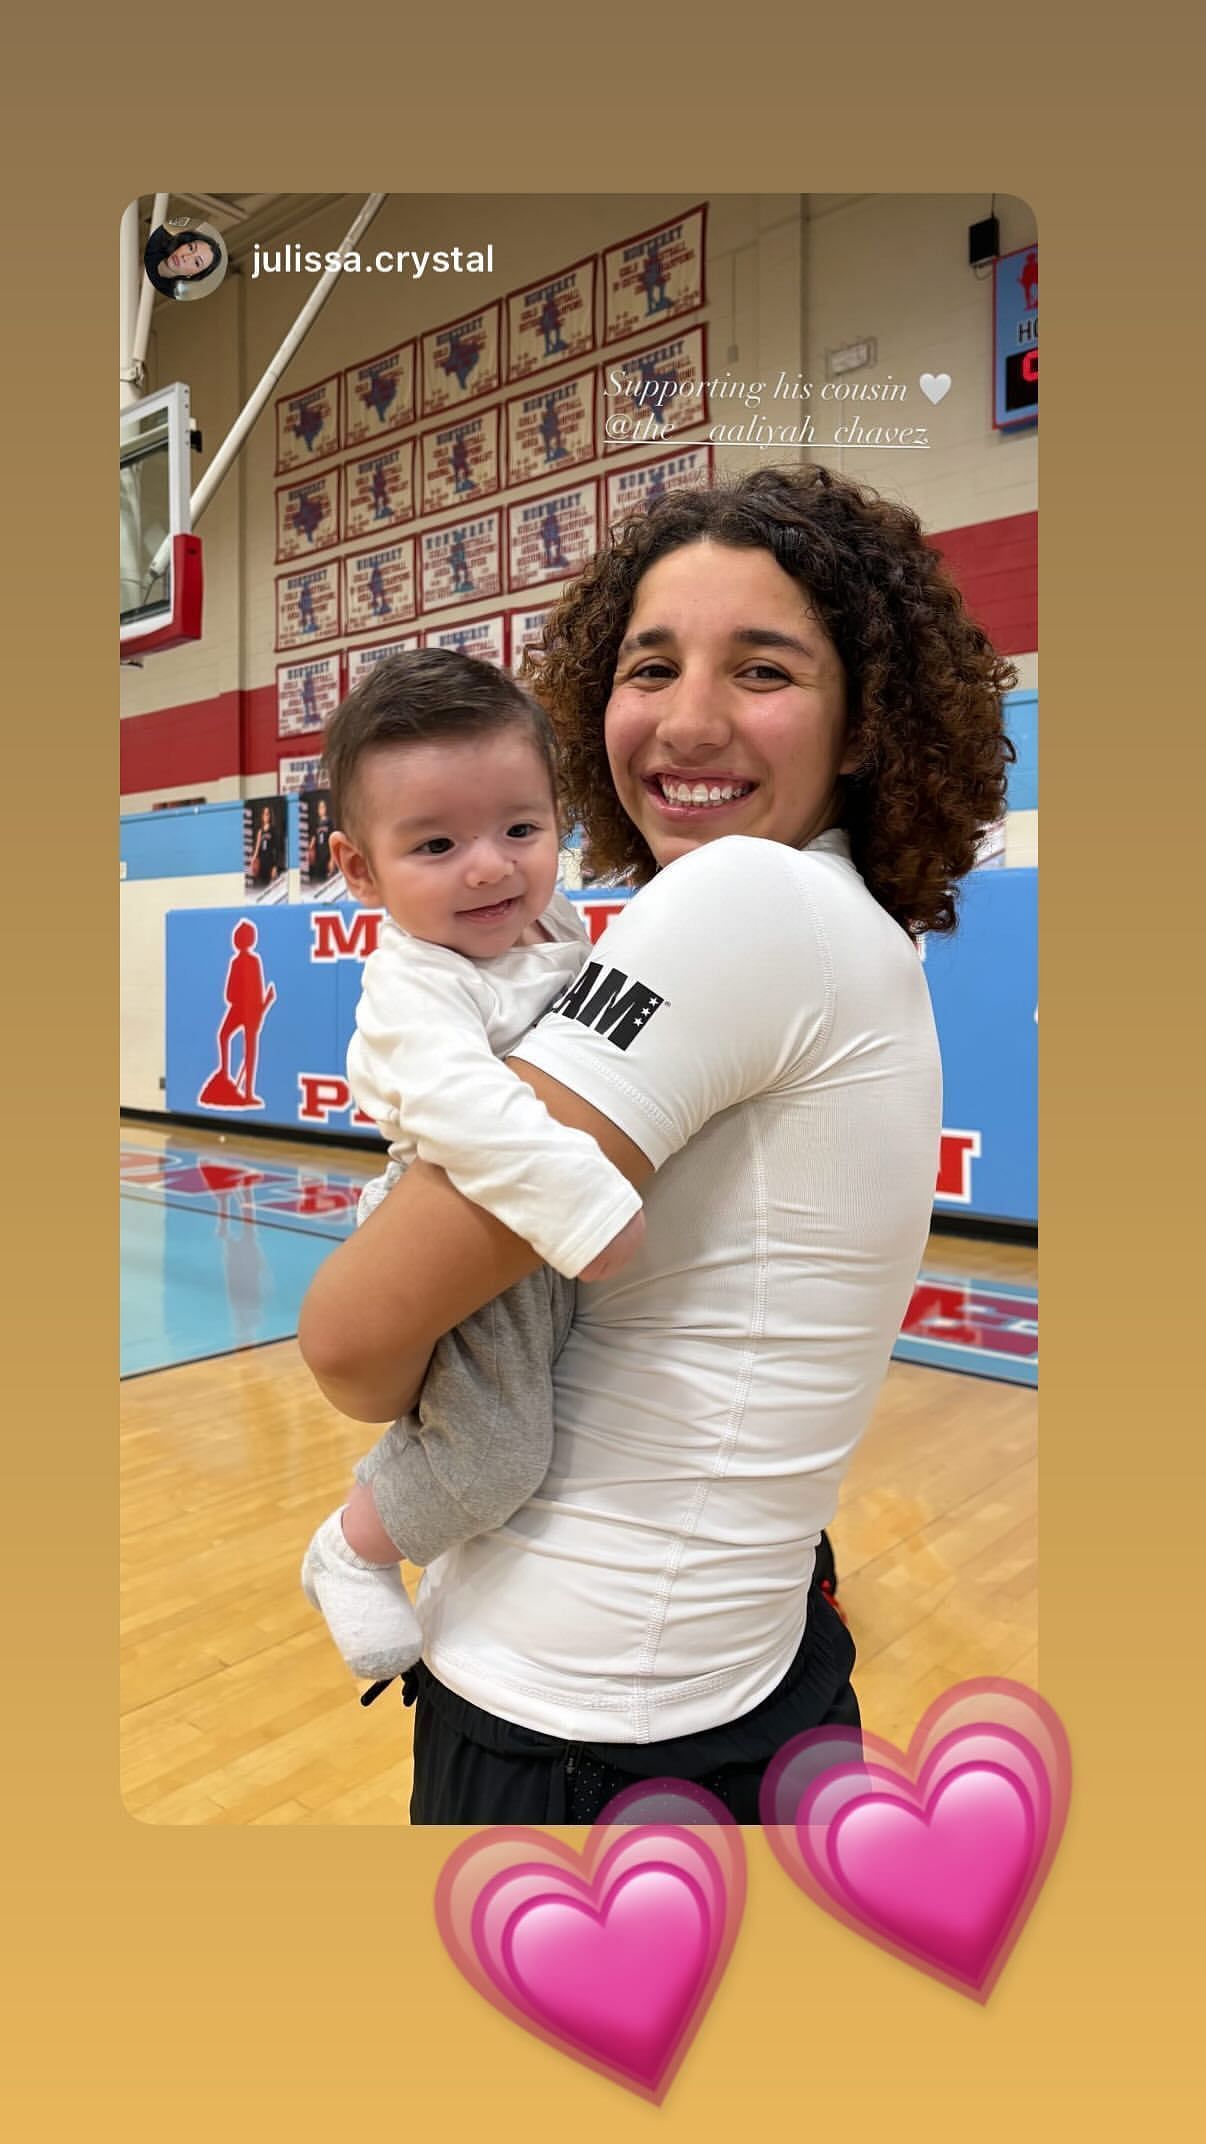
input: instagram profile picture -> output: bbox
[143,220,228,304]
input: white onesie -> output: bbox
[347,892,642,1277]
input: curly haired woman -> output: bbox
[300,464,1015,1823]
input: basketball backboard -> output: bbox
[119,382,203,659]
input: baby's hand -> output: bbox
[578,1208,646,1284]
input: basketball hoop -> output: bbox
[120,383,205,660]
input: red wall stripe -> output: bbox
[119,687,242,794]
[119,684,281,797]
[120,511,1038,796]
[928,511,1037,656]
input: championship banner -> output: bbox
[507,481,599,593]
[276,652,343,738]
[421,303,502,417]
[425,614,507,669]
[506,368,596,486]
[603,204,707,345]
[278,753,328,794]
[343,539,418,636]
[275,468,341,562]
[603,329,709,452]
[606,445,714,528]
[275,373,340,473]
[507,603,557,676]
[507,256,597,381]
[345,634,422,692]
[343,340,416,447]
[343,440,415,541]
[994,244,1039,431]
[419,407,501,517]
[419,510,503,613]
[275,561,340,651]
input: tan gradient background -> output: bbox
[5,9,1203,2136]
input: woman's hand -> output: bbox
[299,1158,541,1421]
[298,1061,652,1424]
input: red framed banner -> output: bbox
[343,439,416,541]
[507,602,557,676]
[275,561,341,651]
[602,327,710,453]
[275,467,341,563]
[506,367,596,488]
[343,537,418,637]
[342,340,417,448]
[419,406,501,518]
[424,614,508,669]
[605,444,714,528]
[275,372,341,474]
[421,302,502,418]
[506,255,597,381]
[603,204,707,346]
[507,480,600,594]
[419,509,503,613]
[278,751,328,795]
[276,651,343,738]
[345,634,422,692]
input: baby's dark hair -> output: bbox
[323,647,559,842]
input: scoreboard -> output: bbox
[994,244,1039,430]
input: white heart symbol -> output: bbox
[920,373,952,405]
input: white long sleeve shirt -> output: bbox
[418,833,942,1741]
[346,893,642,1278]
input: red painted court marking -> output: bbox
[902,1279,1038,1363]
[122,1144,1034,1378]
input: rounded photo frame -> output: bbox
[143,219,229,304]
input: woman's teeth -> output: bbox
[658,778,753,807]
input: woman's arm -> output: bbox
[297,1063,653,1424]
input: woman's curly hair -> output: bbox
[527,464,1016,936]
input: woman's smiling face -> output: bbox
[603,540,855,871]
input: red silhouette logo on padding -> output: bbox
[1018,249,1038,312]
[198,920,277,1109]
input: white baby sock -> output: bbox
[300,1510,423,1680]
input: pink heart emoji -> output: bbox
[498,1858,712,2084]
[435,1781,746,2100]
[761,1678,1071,2001]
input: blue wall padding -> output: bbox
[1004,689,1037,813]
[166,869,1038,1224]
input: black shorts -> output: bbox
[403,1571,859,1825]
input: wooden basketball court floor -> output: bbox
[120,1120,1037,1825]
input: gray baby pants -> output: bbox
[353,1264,575,1568]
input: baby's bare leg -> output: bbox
[341,1478,400,1563]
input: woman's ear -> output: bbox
[330,830,379,904]
[838,718,866,779]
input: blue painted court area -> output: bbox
[120,1139,365,1377]
[122,1135,1036,1387]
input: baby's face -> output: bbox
[341,729,560,958]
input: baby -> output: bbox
[301,647,645,1680]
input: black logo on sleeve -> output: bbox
[542,961,665,1051]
